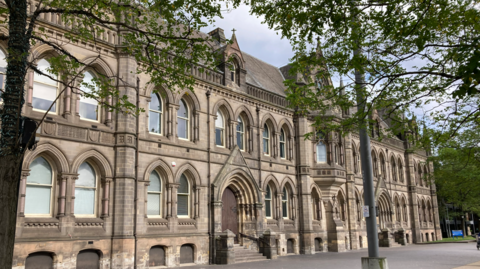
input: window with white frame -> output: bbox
[316,132,327,163]
[282,186,289,218]
[215,111,225,146]
[79,71,99,121]
[33,59,58,113]
[236,116,245,151]
[263,124,270,155]
[0,49,6,100]
[265,185,272,218]
[177,174,189,217]
[149,93,162,134]
[280,128,286,159]
[25,157,53,216]
[75,162,97,216]
[177,99,189,140]
[147,170,162,217]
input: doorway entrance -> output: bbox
[222,187,239,243]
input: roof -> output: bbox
[242,52,287,96]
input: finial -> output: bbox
[340,77,344,87]
[232,28,237,35]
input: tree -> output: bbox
[432,143,480,235]
[232,0,480,143]
[0,0,223,266]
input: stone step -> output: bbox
[235,256,268,263]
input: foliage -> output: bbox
[0,0,223,155]
[0,0,224,266]
[231,0,480,144]
[431,133,480,216]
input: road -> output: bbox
[184,242,480,269]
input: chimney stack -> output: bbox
[208,27,226,44]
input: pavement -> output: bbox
[182,242,480,269]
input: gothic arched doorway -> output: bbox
[222,187,239,243]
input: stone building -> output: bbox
[5,14,441,269]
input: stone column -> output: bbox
[111,50,138,269]
[57,175,69,217]
[18,170,29,217]
[71,176,78,216]
[405,151,421,243]
[195,187,200,219]
[294,116,315,254]
[26,69,34,107]
[101,177,112,218]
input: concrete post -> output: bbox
[361,257,389,269]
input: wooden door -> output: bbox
[222,187,238,243]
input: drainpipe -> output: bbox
[134,77,140,269]
[257,106,261,187]
[206,90,213,264]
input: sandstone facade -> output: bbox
[6,19,441,268]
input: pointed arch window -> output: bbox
[263,124,270,155]
[282,186,289,218]
[177,174,190,217]
[398,159,404,182]
[33,59,58,113]
[147,170,162,217]
[391,158,397,181]
[25,157,53,216]
[231,64,236,82]
[178,99,189,140]
[149,93,162,134]
[215,111,225,146]
[75,162,97,216]
[236,116,245,151]
[280,128,286,159]
[79,71,99,121]
[265,185,272,218]
[0,49,6,100]
[316,132,327,163]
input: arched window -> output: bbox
[391,158,397,181]
[177,99,189,140]
[282,186,289,218]
[147,170,162,217]
[33,59,58,112]
[215,111,225,146]
[25,157,53,215]
[398,159,404,182]
[26,252,53,269]
[353,148,358,173]
[75,162,97,216]
[403,199,408,222]
[231,64,236,82]
[312,190,321,221]
[380,155,386,179]
[149,246,166,267]
[0,49,6,98]
[79,71,99,121]
[265,185,272,218]
[236,116,245,151]
[280,128,286,159]
[334,145,339,164]
[77,249,100,269]
[149,93,162,134]
[263,124,270,155]
[395,199,401,222]
[177,174,189,217]
[316,132,327,163]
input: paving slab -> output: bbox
[182,242,480,269]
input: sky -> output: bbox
[202,4,344,87]
[203,5,293,68]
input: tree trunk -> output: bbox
[0,156,23,268]
[0,0,30,267]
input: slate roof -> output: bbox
[242,52,287,96]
